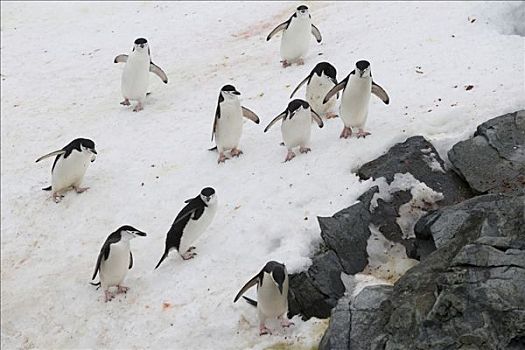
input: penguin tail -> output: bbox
[208,146,218,152]
[90,281,101,290]
[243,296,258,307]
[154,252,168,270]
[42,186,52,191]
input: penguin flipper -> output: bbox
[208,146,218,152]
[290,75,309,99]
[241,106,260,124]
[266,21,288,41]
[311,24,322,43]
[150,62,168,84]
[234,274,260,302]
[242,296,258,307]
[154,250,168,270]
[264,112,286,133]
[311,110,324,128]
[372,81,390,105]
[114,54,128,64]
[129,252,133,269]
[323,77,347,104]
[42,186,52,191]
[35,150,66,163]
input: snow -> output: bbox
[1,2,524,349]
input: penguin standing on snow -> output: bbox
[155,188,218,269]
[35,138,97,203]
[323,60,389,139]
[264,99,323,162]
[114,38,168,112]
[234,261,293,336]
[91,225,147,302]
[211,85,260,163]
[290,61,339,119]
[266,5,322,67]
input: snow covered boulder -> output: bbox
[448,110,525,195]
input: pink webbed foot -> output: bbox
[281,60,291,68]
[325,112,338,119]
[299,146,311,154]
[74,186,90,194]
[117,285,129,294]
[259,325,272,336]
[284,151,296,162]
[279,317,295,328]
[218,152,227,164]
[133,102,144,112]
[230,148,243,157]
[181,250,197,260]
[120,99,130,106]
[340,127,352,139]
[53,193,64,203]
[356,129,371,138]
[104,290,115,302]
[297,58,305,65]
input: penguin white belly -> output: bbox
[100,241,130,289]
[179,203,217,254]
[257,280,288,318]
[216,101,243,152]
[281,111,311,149]
[121,56,150,101]
[52,152,91,192]
[306,75,336,115]
[280,19,311,61]
[340,78,371,128]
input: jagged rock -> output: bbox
[287,272,334,319]
[448,110,525,195]
[308,250,346,304]
[319,294,351,350]
[318,202,371,274]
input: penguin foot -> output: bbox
[279,318,294,328]
[281,60,291,68]
[53,193,64,203]
[133,102,144,112]
[259,325,272,336]
[74,186,90,194]
[104,290,115,302]
[340,127,352,139]
[284,151,296,162]
[325,112,338,119]
[218,153,227,163]
[181,251,197,260]
[356,129,371,138]
[120,99,130,106]
[297,58,304,65]
[299,147,311,154]
[117,285,129,294]
[231,148,243,157]
[187,246,196,252]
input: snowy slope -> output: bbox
[1,2,524,349]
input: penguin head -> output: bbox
[220,85,241,101]
[287,99,310,117]
[355,60,371,78]
[296,5,309,17]
[78,138,97,162]
[118,225,147,240]
[200,187,217,205]
[269,263,287,295]
[133,38,149,52]
[313,62,337,80]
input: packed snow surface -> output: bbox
[1,1,524,349]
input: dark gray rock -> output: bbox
[319,295,351,350]
[318,202,371,274]
[448,110,525,195]
[308,250,346,304]
[357,185,379,208]
[287,272,334,319]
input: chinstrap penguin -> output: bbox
[290,61,339,119]
[114,38,168,112]
[35,138,97,203]
[264,99,323,162]
[211,85,260,163]
[91,225,147,302]
[323,60,389,138]
[155,187,218,269]
[234,261,293,335]
[266,5,322,67]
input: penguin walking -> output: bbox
[290,61,339,119]
[211,85,260,163]
[155,187,217,269]
[114,38,168,112]
[266,5,322,67]
[234,261,293,336]
[323,60,389,138]
[35,138,97,203]
[264,99,323,162]
[91,225,147,302]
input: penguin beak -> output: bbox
[136,230,147,237]
[140,44,145,48]
[276,282,283,294]
[232,91,240,96]
[91,149,97,155]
